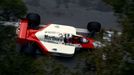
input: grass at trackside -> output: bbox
[0,25,45,75]
[0,25,16,55]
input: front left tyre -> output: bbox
[87,21,101,32]
[19,42,39,57]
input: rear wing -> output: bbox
[17,19,28,43]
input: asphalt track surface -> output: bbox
[23,0,121,31]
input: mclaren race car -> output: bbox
[16,13,101,57]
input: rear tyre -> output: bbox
[26,13,40,29]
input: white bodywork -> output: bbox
[35,24,77,56]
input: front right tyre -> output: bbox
[87,21,101,32]
[87,21,101,37]
[26,13,40,29]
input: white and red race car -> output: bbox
[16,13,101,57]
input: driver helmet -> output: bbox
[80,38,88,43]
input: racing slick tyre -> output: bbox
[87,21,101,32]
[20,42,39,57]
[26,13,40,29]
[87,21,101,37]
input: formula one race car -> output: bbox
[16,13,101,57]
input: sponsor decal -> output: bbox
[44,34,63,43]
[43,31,81,47]
[44,31,64,44]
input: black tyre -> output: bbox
[87,21,101,32]
[20,42,39,57]
[26,13,40,29]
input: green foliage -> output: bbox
[103,0,126,13]
[95,40,124,75]
[0,54,45,75]
[120,62,134,75]
[0,26,16,55]
[38,57,73,75]
[0,26,45,75]
[101,0,134,75]
[0,0,27,21]
[122,18,134,41]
